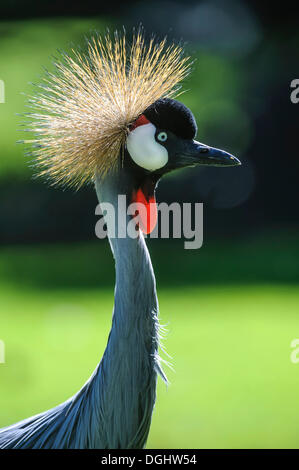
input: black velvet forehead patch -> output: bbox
[143,98,197,140]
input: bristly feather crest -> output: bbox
[25,30,191,188]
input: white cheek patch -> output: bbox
[126,123,168,171]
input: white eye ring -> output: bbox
[126,123,168,171]
[157,131,168,142]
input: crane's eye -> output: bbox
[126,123,168,171]
[157,131,168,142]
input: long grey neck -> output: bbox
[95,170,158,337]
[90,169,162,449]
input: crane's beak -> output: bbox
[174,139,241,168]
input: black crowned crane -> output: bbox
[0,31,240,449]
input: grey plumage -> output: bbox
[0,169,165,449]
[0,86,240,448]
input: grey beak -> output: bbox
[177,139,241,168]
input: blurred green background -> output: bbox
[0,2,299,449]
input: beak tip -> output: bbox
[234,157,242,166]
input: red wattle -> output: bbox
[130,114,150,131]
[132,187,157,234]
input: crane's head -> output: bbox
[25,30,241,230]
[124,97,240,232]
[127,97,240,174]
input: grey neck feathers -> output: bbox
[88,170,163,448]
[0,169,164,450]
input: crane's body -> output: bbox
[0,168,161,448]
[0,30,240,449]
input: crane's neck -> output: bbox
[95,169,158,323]
[92,168,163,448]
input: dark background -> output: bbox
[0,0,298,244]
